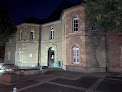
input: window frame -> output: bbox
[19,49,22,61]
[73,17,78,32]
[30,30,34,40]
[92,22,97,32]
[8,51,10,61]
[72,46,79,64]
[20,30,22,40]
[50,27,54,40]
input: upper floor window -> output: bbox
[30,30,34,40]
[73,17,78,32]
[50,27,54,40]
[92,23,96,32]
[20,30,22,40]
[72,46,79,64]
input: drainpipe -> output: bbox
[38,25,41,67]
[105,32,109,72]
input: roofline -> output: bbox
[41,20,61,26]
[60,4,84,20]
[16,22,41,27]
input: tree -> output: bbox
[85,0,122,33]
[0,7,16,46]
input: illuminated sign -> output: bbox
[29,53,32,58]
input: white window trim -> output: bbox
[73,17,78,32]
[50,27,54,40]
[30,30,34,40]
[8,51,10,61]
[19,49,22,61]
[72,46,79,64]
[20,30,22,40]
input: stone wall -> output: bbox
[40,21,62,67]
[85,20,106,72]
[61,20,66,70]
[108,33,122,72]
[62,5,106,72]
[4,34,16,64]
[15,23,40,68]
[62,5,87,71]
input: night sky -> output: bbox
[0,0,80,24]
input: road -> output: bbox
[0,71,122,92]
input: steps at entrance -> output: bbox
[47,67,64,72]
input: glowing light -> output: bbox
[0,70,5,73]
[29,53,32,58]
[51,47,54,51]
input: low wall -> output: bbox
[66,65,106,73]
[15,69,40,75]
[108,67,122,72]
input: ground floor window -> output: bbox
[8,51,10,61]
[72,46,79,64]
[19,49,21,61]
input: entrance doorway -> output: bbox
[48,47,54,66]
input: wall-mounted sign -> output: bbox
[29,53,32,58]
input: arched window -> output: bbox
[72,46,79,64]
[73,17,78,32]
[50,27,54,40]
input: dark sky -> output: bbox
[0,0,80,24]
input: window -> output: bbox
[19,49,21,61]
[30,30,34,40]
[73,17,78,32]
[50,27,54,40]
[92,23,96,32]
[72,46,79,64]
[20,30,22,40]
[8,51,10,61]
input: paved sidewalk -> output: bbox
[0,71,122,92]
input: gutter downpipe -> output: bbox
[38,25,41,67]
[105,32,109,72]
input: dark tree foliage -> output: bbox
[0,7,16,46]
[85,0,122,33]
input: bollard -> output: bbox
[13,87,17,92]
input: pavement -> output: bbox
[0,70,122,92]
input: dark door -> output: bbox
[48,47,54,66]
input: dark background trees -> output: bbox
[0,6,16,45]
[0,6,16,60]
[85,0,122,33]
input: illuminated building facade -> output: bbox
[4,4,122,72]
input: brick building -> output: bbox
[4,4,122,72]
